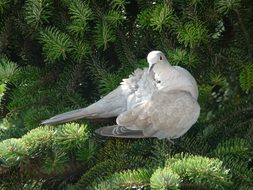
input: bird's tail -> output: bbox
[41,86,128,125]
[41,108,94,125]
[95,125,148,138]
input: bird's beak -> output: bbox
[148,64,155,73]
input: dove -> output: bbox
[42,51,200,139]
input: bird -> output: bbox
[41,51,200,140]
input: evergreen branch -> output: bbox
[22,107,53,130]
[42,150,68,175]
[73,156,148,189]
[177,21,209,48]
[215,0,253,60]
[239,64,253,92]
[104,10,124,27]
[169,155,232,189]
[39,27,72,63]
[0,123,90,176]
[0,119,26,142]
[137,8,152,29]
[213,138,251,160]
[22,126,54,156]
[151,139,171,166]
[0,177,44,190]
[109,0,129,10]
[55,123,89,151]
[150,3,175,32]
[73,159,119,189]
[68,0,94,37]
[150,167,180,190]
[24,0,53,29]
[11,65,42,87]
[221,157,253,188]
[175,135,211,155]
[69,0,93,23]
[18,180,44,190]
[92,168,152,190]
[0,57,19,83]
[97,72,122,95]
[95,21,116,50]
[167,48,198,67]
[211,138,253,188]
[197,84,213,106]
[0,138,27,167]
[76,139,97,165]
[215,0,241,15]
[0,83,6,105]
[1,0,253,188]
[70,40,90,63]
[214,106,253,126]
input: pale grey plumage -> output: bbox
[41,68,154,125]
[42,50,200,139]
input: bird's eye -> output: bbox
[160,56,162,60]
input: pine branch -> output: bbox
[177,21,209,48]
[0,123,90,178]
[109,0,129,10]
[167,48,198,68]
[55,123,89,151]
[73,156,148,189]
[213,138,251,161]
[0,138,27,167]
[239,61,253,92]
[68,0,94,37]
[0,83,6,105]
[0,57,19,83]
[0,0,253,189]
[92,168,152,190]
[95,21,116,50]
[168,155,232,189]
[150,3,175,32]
[42,150,68,175]
[39,26,72,63]
[24,0,53,29]
[150,167,180,190]
[70,40,90,63]
[104,10,124,27]
[215,0,241,15]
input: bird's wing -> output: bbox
[41,68,150,125]
[124,68,157,111]
[114,89,200,139]
[95,125,147,138]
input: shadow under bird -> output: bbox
[42,51,200,139]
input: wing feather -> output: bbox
[95,125,147,138]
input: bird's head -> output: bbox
[147,51,168,72]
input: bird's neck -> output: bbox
[153,62,173,77]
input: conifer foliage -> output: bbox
[0,0,253,189]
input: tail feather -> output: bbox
[41,86,128,125]
[95,125,149,138]
[41,108,91,125]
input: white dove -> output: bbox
[42,51,200,139]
